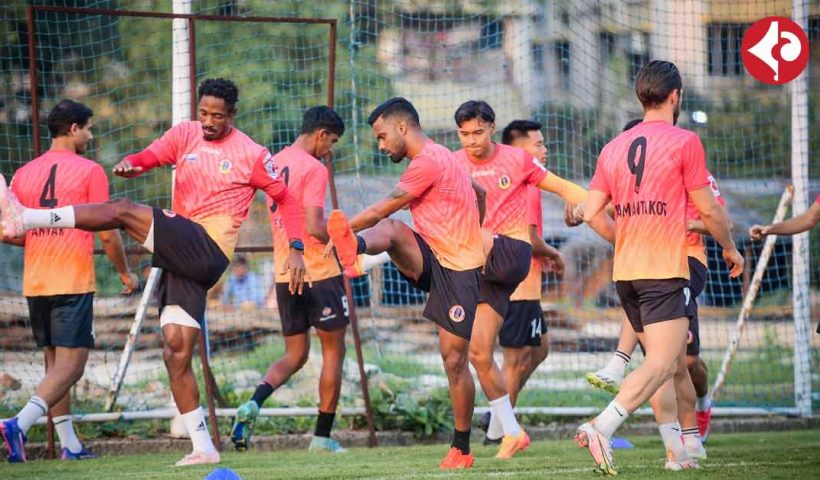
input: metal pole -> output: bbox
[26,6,41,157]
[790,0,811,417]
[324,20,377,448]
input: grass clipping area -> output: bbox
[3,430,819,479]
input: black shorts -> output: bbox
[685,258,707,356]
[150,207,229,323]
[27,293,94,348]
[276,276,350,336]
[499,300,546,348]
[480,235,532,318]
[402,232,480,340]
[615,278,690,333]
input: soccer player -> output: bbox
[453,100,600,459]
[479,120,564,445]
[582,118,724,448]
[0,78,306,466]
[749,194,820,239]
[576,61,742,475]
[231,106,349,454]
[0,100,137,463]
[325,97,485,469]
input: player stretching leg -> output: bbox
[453,101,607,459]
[231,106,349,454]
[1,79,306,466]
[479,120,564,445]
[0,100,137,463]
[576,61,742,475]
[325,98,485,469]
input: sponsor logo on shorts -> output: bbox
[218,159,233,174]
[683,287,691,306]
[449,304,466,323]
[162,209,176,218]
[498,174,511,190]
[319,306,337,322]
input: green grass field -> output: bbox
[2,429,818,479]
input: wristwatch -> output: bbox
[289,239,304,252]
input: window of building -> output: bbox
[707,23,748,76]
[599,31,616,62]
[553,40,571,88]
[479,17,503,50]
[532,42,545,72]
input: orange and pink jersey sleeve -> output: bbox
[12,151,108,296]
[126,121,302,259]
[460,143,548,242]
[400,141,484,271]
[591,121,707,281]
[268,147,339,283]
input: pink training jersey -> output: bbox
[510,187,543,301]
[685,173,726,266]
[589,121,711,281]
[397,139,484,271]
[130,121,300,259]
[268,146,340,283]
[456,143,548,243]
[11,150,109,296]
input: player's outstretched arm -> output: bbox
[112,150,164,178]
[690,187,744,277]
[537,171,588,204]
[348,187,414,232]
[98,229,138,294]
[749,201,820,240]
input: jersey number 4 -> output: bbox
[39,164,59,207]
[627,136,647,194]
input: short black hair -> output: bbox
[367,97,420,127]
[454,100,495,127]
[47,99,93,137]
[501,119,542,145]
[301,106,345,136]
[635,60,682,109]
[622,118,642,132]
[198,78,239,111]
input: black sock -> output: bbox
[251,382,275,407]
[315,411,336,438]
[451,428,471,454]
[356,235,367,255]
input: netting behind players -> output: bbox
[0,1,817,426]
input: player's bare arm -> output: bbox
[529,225,564,275]
[750,201,820,240]
[112,158,144,178]
[581,190,611,224]
[97,230,138,294]
[305,205,329,243]
[348,187,415,232]
[689,187,744,277]
[688,206,732,235]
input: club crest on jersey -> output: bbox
[162,209,176,218]
[218,159,233,174]
[498,174,511,190]
[263,153,279,179]
[449,305,466,323]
